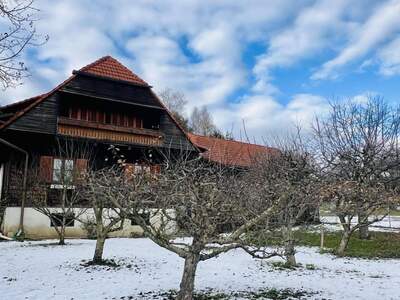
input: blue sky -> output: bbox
[1,0,400,140]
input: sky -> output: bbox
[1,0,400,141]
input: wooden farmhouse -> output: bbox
[0,56,272,239]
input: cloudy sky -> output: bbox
[1,0,400,140]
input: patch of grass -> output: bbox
[80,258,120,268]
[270,261,299,271]
[249,229,400,259]
[245,288,315,299]
[132,288,315,299]
[136,290,229,300]
[294,230,400,259]
[305,264,316,270]
[374,209,400,216]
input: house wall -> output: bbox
[2,207,176,239]
[7,94,58,134]
[0,163,3,200]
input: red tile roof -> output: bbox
[188,133,278,167]
[0,94,43,113]
[0,56,196,151]
[79,56,148,86]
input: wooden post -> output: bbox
[0,138,29,240]
[320,226,324,250]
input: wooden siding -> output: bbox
[3,74,195,151]
[62,75,195,150]
[159,112,195,150]
[7,94,58,134]
[58,118,163,146]
[62,75,163,108]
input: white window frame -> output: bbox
[0,163,4,200]
[51,158,75,189]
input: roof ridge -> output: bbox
[79,55,111,72]
[188,133,277,167]
[189,133,267,148]
[78,55,148,86]
[0,94,45,110]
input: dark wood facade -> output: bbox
[0,57,197,208]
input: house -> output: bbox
[187,133,277,168]
[0,56,197,239]
[0,55,281,240]
[188,133,319,224]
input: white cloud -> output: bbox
[0,0,299,107]
[312,0,400,80]
[377,36,400,76]
[0,0,399,140]
[253,0,352,94]
[213,93,328,141]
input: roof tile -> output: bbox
[79,56,148,86]
[188,133,277,167]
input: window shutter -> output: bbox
[39,156,53,183]
[150,165,161,175]
[124,163,135,178]
[75,159,88,181]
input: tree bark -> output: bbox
[284,240,296,267]
[93,234,106,263]
[93,208,106,263]
[337,229,351,256]
[283,226,296,267]
[357,211,369,240]
[58,226,66,245]
[177,252,200,300]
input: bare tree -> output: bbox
[320,180,397,256]
[314,96,400,243]
[100,150,288,300]
[0,0,48,88]
[28,139,90,245]
[243,133,320,267]
[159,89,228,139]
[159,88,190,132]
[79,166,127,264]
[190,106,218,136]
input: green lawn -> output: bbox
[294,230,400,259]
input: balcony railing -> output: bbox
[57,117,163,146]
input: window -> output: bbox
[50,213,75,227]
[98,111,105,123]
[80,108,88,120]
[105,112,111,124]
[70,107,79,119]
[88,110,97,122]
[111,113,119,126]
[131,212,151,226]
[52,158,74,184]
[135,118,143,128]
[135,165,151,175]
[117,113,124,127]
[128,116,135,127]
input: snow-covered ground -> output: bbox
[1,238,399,300]
[319,215,400,232]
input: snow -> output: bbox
[319,215,400,233]
[0,238,399,300]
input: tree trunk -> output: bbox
[93,208,106,263]
[284,240,296,267]
[59,188,67,246]
[177,252,200,300]
[58,226,66,245]
[357,211,369,240]
[337,229,351,256]
[93,234,106,263]
[283,226,296,267]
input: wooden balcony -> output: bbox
[57,117,163,146]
